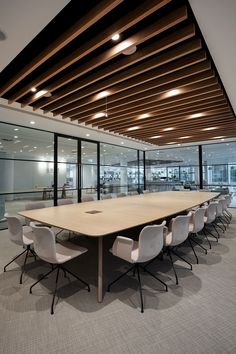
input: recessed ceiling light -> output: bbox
[166,142,177,145]
[14,128,19,131]
[31,87,37,92]
[34,90,48,99]
[122,45,137,55]
[150,135,161,139]
[189,113,204,119]
[138,113,150,119]
[202,127,218,131]
[68,138,71,140]
[30,121,35,125]
[20,149,23,152]
[14,135,18,138]
[0,142,2,145]
[127,126,140,131]
[163,89,182,98]
[121,141,124,145]
[212,136,226,139]
[44,91,52,97]
[163,127,174,131]
[33,146,37,149]
[111,33,120,41]
[95,91,110,99]
[86,133,90,137]
[93,112,107,119]
[179,136,191,139]
[178,144,181,146]
[221,139,225,141]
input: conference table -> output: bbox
[18,191,219,302]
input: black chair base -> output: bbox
[167,247,193,285]
[29,264,90,315]
[107,263,168,313]
[4,245,36,284]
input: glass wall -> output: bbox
[100,143,139,196]
[202,142,236,206]
[0,122,54,229]
[57,137,78,203]
[145,146,199,192]
[0,121,235,230]
[81,141,98,200]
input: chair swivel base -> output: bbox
[29,264,90,315]
[107,263,168,313]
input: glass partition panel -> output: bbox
[57,137,78,202]
[100,143,139,196]
[81,141,98,200]
[202,141,236,206]
[0,122,54,161]
[146,146,199,191]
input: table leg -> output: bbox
[97,237,103,303]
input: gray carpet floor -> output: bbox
[0,210,236,354]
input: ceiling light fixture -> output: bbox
[189,113,204,119]
[150,135,161,139]
[163,127,174,131]
[30,121,35,125]
[95,91,110,100]
[31,87,37,92]
[179,136,191,139]
[122,45,137,55]
[14,128,19,131]
[86,133,90,137]
[14,135,18,138]
[111,33,120,41]
[202,127,218,131]
[212,136,226,139]
[138,113,150,119]
[34,90,48,99]
[93,112,107,119]
[166,142,177,145]
[163,89,182,98]
[127,126,140,131]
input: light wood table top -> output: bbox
[18,191,219,237]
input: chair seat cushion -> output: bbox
[55,242,87,264]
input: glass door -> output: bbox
[81,140,98,201]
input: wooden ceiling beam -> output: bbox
[95,98,227,130]
[55,48,206,117]
[10,5,188,105]
[69,79,219,121]
[20,0,171,107]
[35,23,196,112]
[70,69,215,121]
[122,114,234,137]
[93,90,224,127]
[114,108,232,134]
[48,39,202,115]
[1,0,123,97]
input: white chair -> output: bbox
[224,194,232,219]
[107,222,167,313]
[29,222,90,315]
[101,194,112,200]
[203,202,220,242]
[25,202,45,225]
[4,215,36,284]
[57,198,73,206]
[81,195,94,202]
[164,212,192,285]
[188,207,208,262]
[215,199,227,232]
[219,197,231,225]
[117,192,127,198]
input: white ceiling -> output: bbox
[0,0,235,148]
[0,0,70,72]
[189,0,236,114]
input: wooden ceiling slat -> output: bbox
[113,109,232,135]
[123,113,234,137]
[92,90,224,127]
[69,79,219,121]
[20,0,171,108]
[69,67,214,121]
[94,98,227,129]
[47,39,202,115]
[10,5,188,105]
[55,49,206,117]
[40,24,196,112]
[0,0,123,98]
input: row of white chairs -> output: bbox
[3,194,232,314]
